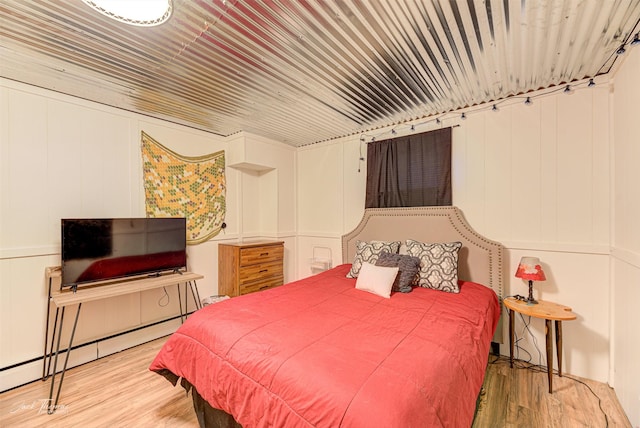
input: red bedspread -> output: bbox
[150,264,500,427]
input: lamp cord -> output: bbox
[499,357,609,428]
[499,307,609,428]
[158,286,170,307]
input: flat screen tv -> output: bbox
[61,217,187,288]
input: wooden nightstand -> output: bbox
[503,297,577,393]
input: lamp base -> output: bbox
[527,280,538,305]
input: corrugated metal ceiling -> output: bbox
[1,0,639,146]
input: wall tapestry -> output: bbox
[141,132,225,245]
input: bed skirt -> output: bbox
[158,367,489,428]
[191,385,242,428]
[156,368,241,428]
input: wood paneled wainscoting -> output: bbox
[0,338,630,427]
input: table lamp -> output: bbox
[514,256,546,305]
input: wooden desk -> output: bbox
[43,269,203,414]
[503,297,576,393]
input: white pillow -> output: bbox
[355,262,399,299]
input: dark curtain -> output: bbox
[365,127,452,208]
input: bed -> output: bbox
[149,206,504,427]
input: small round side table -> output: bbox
[503,297,577,393]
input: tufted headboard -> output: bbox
[342,206,504,342]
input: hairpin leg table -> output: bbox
[43,270,203,413]
[503,297,577,393]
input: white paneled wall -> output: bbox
[297,82,613,383]
[451,88,612,383]
[612,45,640,426]
[227,132,297,238]
[452,86,610,248]
[0,81,213,390]
[0,79,296,392]
[3,89,55,254]
[612,258,640,426]
[504,249,610,381]
[297,142,345,236]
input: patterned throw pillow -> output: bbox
[375,251,421,293]
[405,240,463,293]
[346,240,401,278]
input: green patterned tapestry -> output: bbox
[141,132,226,245]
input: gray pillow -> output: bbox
[375,251,420,293]
[405,240,462,293]
[346,240,401,278]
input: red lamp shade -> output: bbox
[515,257,546,281]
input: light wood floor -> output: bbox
[473,356,631,428]
[0,337,631,428]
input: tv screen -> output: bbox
[61,217,187,288]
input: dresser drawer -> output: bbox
[218,240,285,298]
[238,260,283,285]
[240,245,284,266]
[239,276,284,295]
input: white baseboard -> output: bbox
[0,345,95,393]
[0,318,181,393]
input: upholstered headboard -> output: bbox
[342,206,504,342]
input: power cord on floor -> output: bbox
[500,306,609,428]
[561,373,609,428]
[500,358,609,428]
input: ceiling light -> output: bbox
[616,44,626,55]
[492,104,499,112]
[588,78,596,87]
[81,0,173,26]
[631,33,640,46]
[524,97,533,106]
